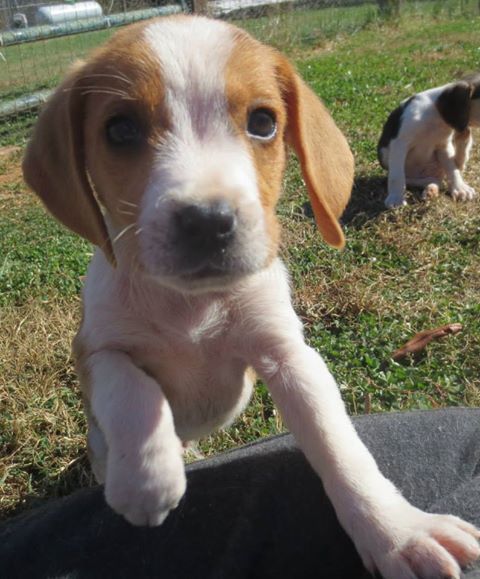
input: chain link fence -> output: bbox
[0,0,478,145]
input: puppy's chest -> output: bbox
[129,299,242,391]
[126,301,249,438]
[407,116,451,153]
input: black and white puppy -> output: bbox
[378,75,480,207]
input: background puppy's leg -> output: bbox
[255,341,480,579]
[421,182,440,200]
[453,128,473,172]
[438,139,477,201]
[385,139,409,207]
[405,177,441,200]
[88,350,186,527]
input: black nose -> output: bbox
[176,201,236,249]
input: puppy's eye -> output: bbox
[105,115,143,147]
[247,108,277,140]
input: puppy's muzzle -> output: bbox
[175,200,237,257]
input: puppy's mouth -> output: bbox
[146,251,259,294]
[181,263,229,280]
[175,253,253,287]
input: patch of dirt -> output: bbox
[0,145,21,158]
[0,145,28,200]
[0,146,32,207]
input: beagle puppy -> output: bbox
[23,16,479,578]
[378,75,480,207]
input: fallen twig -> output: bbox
[392,323,463,361]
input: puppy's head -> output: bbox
[23,16,353,293]
[436,73,480,132]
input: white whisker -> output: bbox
[81,72,134,86]
[113,223,137,244]
[81,89,135,100]
[119,200,139,208]
[118,209,136,217]
[63,84,134,100]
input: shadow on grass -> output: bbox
[302,176,387,224]
[341,173,439,230]
[343,174,388,227]
[302,173,389,228]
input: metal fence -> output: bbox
[0,0,478,146]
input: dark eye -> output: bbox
[247,108,277,140]
[105,115,143,147]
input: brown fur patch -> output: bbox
[74,21,171,259]
[225,31,289,260]
[275,53,353,247]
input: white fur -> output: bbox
[70,20,479,577]
[81,248,480,575]
[137,19,268,292]
[380,84,478,207]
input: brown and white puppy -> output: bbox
[23,16,479,579]
[378,75,480,207]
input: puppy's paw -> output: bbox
[385,193,407,208]
[105,440,186,527]
[354,503,480,579]
[421,183,440,200]
[451,183,477,201]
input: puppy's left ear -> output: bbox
[277,56,354,248]
[436,81,474,132]
[22,62,116,265]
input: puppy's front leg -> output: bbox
[88,350,186,526]
[385,138,409,207]
[453,128,473,172]
[438,139,477,201]
[254,342,480,578]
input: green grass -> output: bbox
[277,165,480,416]
[0,201,92,306]
[0,28,115,101]
[1,7,480,516]
[239,0,480,52]
[274,16,480,411]
[0,28,117,145]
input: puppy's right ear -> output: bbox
[275,54,354,249]
[22,63,115,264]
[435,81,474,132]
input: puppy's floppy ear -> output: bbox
[436,81,474,132]
[22,63,115,264]
[276,56,354,249]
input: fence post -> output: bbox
[193,0,209,14]
[377,0,402,18]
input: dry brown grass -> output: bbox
[0,146,23,192]
[0,298,94,519]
